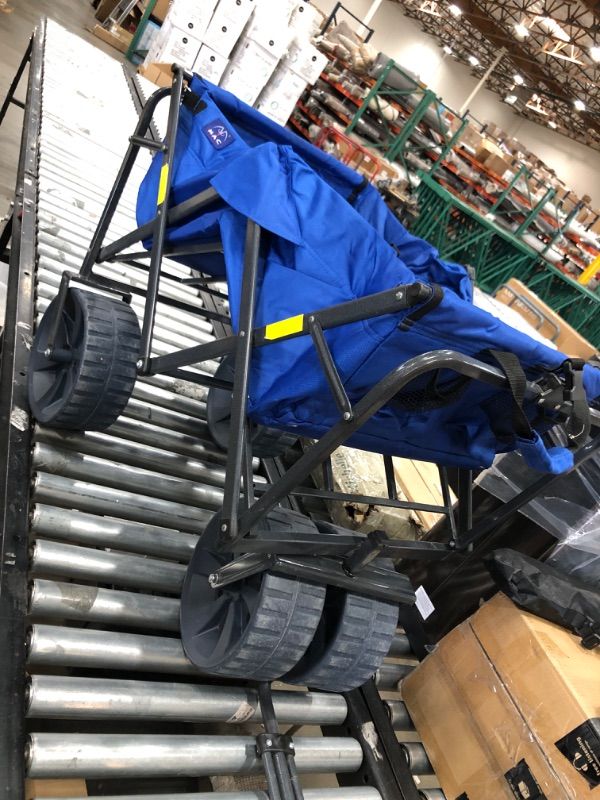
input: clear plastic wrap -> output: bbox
[476,443,600,588]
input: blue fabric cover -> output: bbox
[137,77,600,472]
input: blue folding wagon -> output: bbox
[28,67,600,700]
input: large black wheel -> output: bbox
[284,560,399,692]
[28,288,140,430]
[180,511,326,681]
[207,356,297,458]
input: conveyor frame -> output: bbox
[0,21,44,799]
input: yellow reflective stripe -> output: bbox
[157,163,169,206]
[264,314,304,340]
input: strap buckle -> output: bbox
[560,358,590,449]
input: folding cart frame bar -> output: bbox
[40,66,600,604]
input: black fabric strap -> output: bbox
[346,175,369,206]
[561,358,590,448]
[182,91,206,115]
[487,349,533,440]
[398,284,444,331]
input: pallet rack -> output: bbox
[288,51,600,346]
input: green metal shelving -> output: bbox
[411,173,600,346]
[344,59,467,176]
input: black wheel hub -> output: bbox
[28,291,84,424]
[180,514,259,670]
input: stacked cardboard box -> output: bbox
[253,4,327,124]
[403,593,600,800]
[142,0,325,126]
[474,139,514,179]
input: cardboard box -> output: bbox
[403,594,600,799]
[588,212,600,235]
[485,152,513,178]
[446,623,571,799]
[166,0,216,36]
[145,19,201,68]
[403,637,518,800]
[151,0,170,22]
[94,0,120,23]
[220,39,279,104]
[243,14,292,58]
[494,278,598,359]
[203,0,255,58]
[92,23,134,54]
[474,139,513,177]
[192,44,228,83]
[138,61,174,88]
[289,1,322,37]
[256,65,307,123]
[461,124,484,153]
[474,138,502,164]
[283,38,328,84]
[471,593,600,797]
[26,779,87,799]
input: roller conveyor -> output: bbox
[0,19,445,800]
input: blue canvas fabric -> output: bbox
[136,77,600,473]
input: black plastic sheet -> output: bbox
[486,548,600,649]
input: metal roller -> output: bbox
[35,285,215,345]
[27,625,198,674]
[31,504,198,561]
[131,382,209,421]
[401,743,433,775]
[36,790,381,800]
[34,428,229,490]
[419,791,446,800]
[26,733,363,778]
[28,579,180,631]
[33,473,210,534]
[388,633,412,657]
[36,273,219,371]
[105,416,229,465]
[106,417,229,469]
[376,662,415,690]
[30,540,185,594]
[385,700,413,730]
[36,263,220,342]
[33,443,224,511]
[123,397,212,438]
[137,374,210,404]
[26,675,348,726]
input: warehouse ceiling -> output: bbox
[391,0,600,150]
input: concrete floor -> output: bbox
[0,0,122,314]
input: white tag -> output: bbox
[415,585,435,620]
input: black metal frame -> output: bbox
[323,678,421,800]
[0,22,43,800]
[38,67,600,610]
[320,2,375,43]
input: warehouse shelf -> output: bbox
[291,42,600,315]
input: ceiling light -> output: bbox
[468,54,480,66]
[443,44,453,54]
[574,98,586,111]
[514,23,529,38]
[504,94,518,105]
[448,3,462,16]
[548,120,558,129]
[590,45,600,62]
[513,73,524,85]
